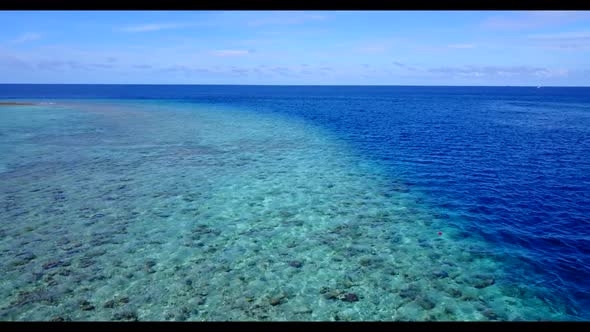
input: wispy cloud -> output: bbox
[246,13,327,27]
[211,49,250,57]
[158,65,212,76]
[249,64,314,77]
[447,43,475,49]
[0,54,31,69]
[392,61,419,71]
[11,32,42,44]
[133,64,152,69]
[530,31,590,40]
[234,38,280,47]
[0,50,122,72]
[35,59,85,71]
[229,66,250,76]
[120,23,189,33]
[527,31,590,50]
[428,65,569,78]
[269,66,291,76]
[89,63,116,69]
[481,11,590,30]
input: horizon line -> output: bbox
[0,83,589,88]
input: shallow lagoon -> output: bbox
[0,96,582,321]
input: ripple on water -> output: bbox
[0,100,575,321]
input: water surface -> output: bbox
[0,85,588,321]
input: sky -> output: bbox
[1,10,590,86]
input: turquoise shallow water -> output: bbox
[0,99,578,321]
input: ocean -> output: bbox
[0,84,588,321]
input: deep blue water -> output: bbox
[1,84,589,319]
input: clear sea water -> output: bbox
[0,84,588,321]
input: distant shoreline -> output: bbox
[0,102,36,106]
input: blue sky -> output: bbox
[1,10,590,85]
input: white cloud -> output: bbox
[481,11,590,30]
[0,53,31,69]
[392,61,419,71]
[529,31,590,40]
[211,49,250,57]
[246,13,327,26]
[120,23,188,32]
[11,32,42,44]
[428,65,570,78]
[447,44,475,49]
[527,31,590,50]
